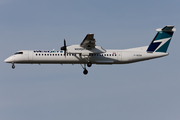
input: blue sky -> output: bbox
[1,0,180,120]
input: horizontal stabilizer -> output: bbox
[156,25,176,32]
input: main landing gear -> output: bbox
[12,63,15,69]
[83,69,88,75]
[81,64,88,75]
[81,62,92,75]
[87,62,92,67]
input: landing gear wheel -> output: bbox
[12,64,15,69]
[87,62,92,67]
[83,69,88,75]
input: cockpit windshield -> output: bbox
[14,52,23,55]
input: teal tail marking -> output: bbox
[147,26,175,53]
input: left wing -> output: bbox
[80,34,96,48]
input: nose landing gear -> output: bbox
[12,63,15,69]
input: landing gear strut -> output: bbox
[83,55,92,68]
[81,64,88,75]
[81,56,92,75]
[12,63,15,69]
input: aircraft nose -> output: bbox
[4,56,14,63]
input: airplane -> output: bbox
[4,25,175,75]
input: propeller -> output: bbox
[61,39,67,56]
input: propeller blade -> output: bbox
[64,39,66,48]
[64,39,67,56]
[60,39,67,57]
[61,39,67,51]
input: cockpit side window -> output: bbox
[14,52,23,55]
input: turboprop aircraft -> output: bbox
[4,26,175,75]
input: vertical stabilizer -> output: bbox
[147,26,175,53]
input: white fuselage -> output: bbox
[4,26,175,75]
[4,46,168,65]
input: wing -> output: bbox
[80,33,96,48]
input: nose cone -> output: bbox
[4,56,14,63]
